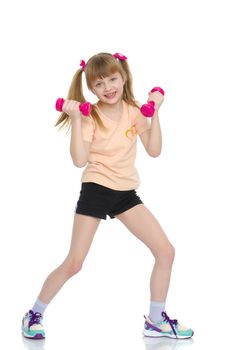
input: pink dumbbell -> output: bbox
[140,87,165,117]
[55,98,92,116]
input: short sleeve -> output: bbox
[134,107,151,135]
[81,116,95,142]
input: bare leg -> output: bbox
[116,204,175,301]
[38,214,101,304]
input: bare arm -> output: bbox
[139,91,164,157]
[70,118,90,167]
[62,100,90,168]
[139,112,162,157]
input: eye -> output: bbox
[111,77,117,81]
[95,82,102,87]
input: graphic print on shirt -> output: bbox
[125,124,137,139]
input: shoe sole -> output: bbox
[22,331,45,339]
[143,329,194,339]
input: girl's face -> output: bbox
[91,72,125,105]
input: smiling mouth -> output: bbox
[104,92,116,98]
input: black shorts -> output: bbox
[75,182,143,220]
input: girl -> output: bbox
[22,52,193,340]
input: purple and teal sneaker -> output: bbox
[143,312,194,339]
[22,310,45,339]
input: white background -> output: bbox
[0,0,232,349]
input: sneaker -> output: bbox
[22,310,45,339]
[143,311,194,339]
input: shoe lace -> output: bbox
[28,310,42,329]
[161,311,178,336]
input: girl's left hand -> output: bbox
[148,91,164,111]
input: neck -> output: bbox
[98,99,123,114]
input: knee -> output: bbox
[156,244,175,266]
[63,257,83,278]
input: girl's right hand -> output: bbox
[62,99,82,122]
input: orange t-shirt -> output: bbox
[80,100,150,190]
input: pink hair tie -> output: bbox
[113,52,127,61]
[80,59,86,70]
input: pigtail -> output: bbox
[55,66,106,132]
[90,105,107,130]
[55,68,85,131]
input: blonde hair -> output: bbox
[55,52,139,131]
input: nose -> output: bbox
[104,80,112,92]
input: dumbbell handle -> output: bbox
[140,87,165,117]
[55,98,92,116]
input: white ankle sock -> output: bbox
[149,300,165,324]
[32,298,48,315]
